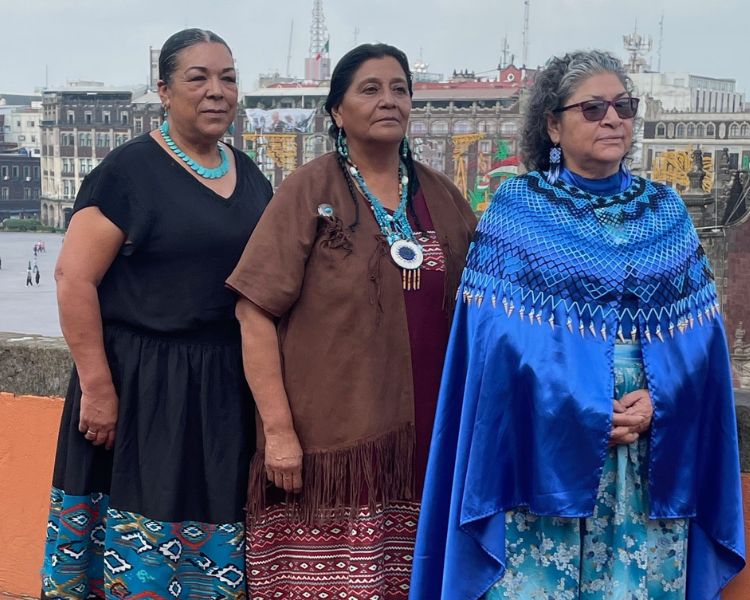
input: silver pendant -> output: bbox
[390,239,423,270]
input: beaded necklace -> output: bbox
[345,157,424,289]
[159,120,229,180]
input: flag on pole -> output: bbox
[316,38,330,61]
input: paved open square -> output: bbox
[0,232,64,337]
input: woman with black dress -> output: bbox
[41,29,272,598]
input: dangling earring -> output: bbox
[227,122,236,136]
[401,136,409,159]
[336,128,349,159]
[546,144,562,184]
[162,105,168,119]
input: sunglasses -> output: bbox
[554,97,640,121]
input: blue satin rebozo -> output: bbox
[410,173,745,600]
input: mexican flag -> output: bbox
[316,39,330,61]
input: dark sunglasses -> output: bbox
[554,97,640,121]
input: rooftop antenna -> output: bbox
[622,20,652,74]
[500,34,511,68]
[657,14,664,72]
[309,0,327,57]
[521,0,530,66]
[286,20,294,77]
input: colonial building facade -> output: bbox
[243,79,525,210]
[40,86,135,228]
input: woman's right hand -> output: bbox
[78,382,118,450]
[264,429,303,493]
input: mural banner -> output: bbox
[245,108,316,133]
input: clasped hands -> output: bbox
[609,388,653,446]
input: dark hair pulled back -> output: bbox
[324,43,420,231]
[159,28,232,84]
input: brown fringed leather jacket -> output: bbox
[227,152,477,522]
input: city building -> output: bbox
[243,79,525,209]
[640,96,750,187]
[2,103,43,157]
[631,72,744,113]
[0,152,41,219]
[39,84,136,228]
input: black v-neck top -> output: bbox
[73,133,273,335]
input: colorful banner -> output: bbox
[245,108,316,134]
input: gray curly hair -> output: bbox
[520,50,634,172]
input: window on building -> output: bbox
[85,112,92,125]
[453,120,473,134]
[0,166,8,179]
[121,112,129,125]
[103,112,110,125]
[134,118,143,134]
[500,121,517,136]
[23,166,30,180]
[150,117,160,131]
[410,120,427,135]
[729,123,740,138]
[25,188,32,199]
[479,140,492,154]
[741,123,750,137]
[707,123,716,137]
[34,166,40,179]
[431,120,449,135]
[96,133,111,148]
[656,123,666,137]
[79,133,92,146]
[676,123,686,138]
[28,121,35,127]
[67,111,75,124]
[1,188,8,200]
[696,123,705,137]
[11,166,19,178]
[687,123,695,137]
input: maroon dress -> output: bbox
[246,189,451,599]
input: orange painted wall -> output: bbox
[0,391,748,598]
[0,392,62,598]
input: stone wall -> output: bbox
[0,332,71,397]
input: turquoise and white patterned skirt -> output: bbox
[485,342,689,599]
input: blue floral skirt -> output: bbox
[485,342,689,599]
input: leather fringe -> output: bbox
[247,424,415,525]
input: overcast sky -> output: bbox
[3,0,748,96]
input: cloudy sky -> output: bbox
[3,0,748,95]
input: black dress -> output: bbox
[41,134,272,599]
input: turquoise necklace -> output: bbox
[345,157,424,288]
[159,120,229,179]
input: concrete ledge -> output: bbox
[0,332,71,397]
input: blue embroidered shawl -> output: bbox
[410,171,745,600]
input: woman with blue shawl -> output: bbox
[411,50,745,599]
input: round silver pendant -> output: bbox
[317,203,334,218]
[391,239,423,270]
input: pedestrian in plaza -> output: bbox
[25,266,32,286]
[411,49,745,600]
[35,268,40,285]
[227,43,476,599]
[41,28,272,599]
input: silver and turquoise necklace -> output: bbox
[345,157,424,289]
[159,120,229,179]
